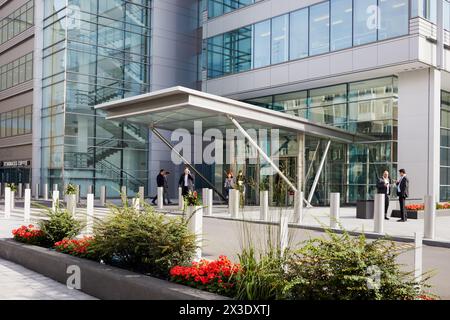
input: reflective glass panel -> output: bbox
[309,2,330,55]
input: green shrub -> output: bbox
[235,247,287,300]
[38,205,83,247]
[283,230,430,300]
[91,204,196,279]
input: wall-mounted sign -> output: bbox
[0,160,31,168]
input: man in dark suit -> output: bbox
[396,169,409,222]
[152,169,165,205]
[376,170,392,220]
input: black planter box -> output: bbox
[356,200,374,219]
[0,239,228,300]
[391,210,419,219]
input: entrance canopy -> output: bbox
[95,86,371,143]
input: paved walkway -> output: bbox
[0,258,95,300]
[2,200,450,242]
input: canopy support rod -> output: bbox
[151,127,227,201]
[227,115,297,193]
[307,140,331,204]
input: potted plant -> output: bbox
[65,183,78,216]
[259,181,269,221]
[183,191,203,261]
[6,183,17,209]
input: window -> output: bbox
[289,9,309,60]
[253,20,271,68]
[0,106,33,138]
[309,2,330,56]
[331,0,353,51]
[208,0,254,19]
[354,0,378,46]
[271,14,289,64]
[0,53,33,92]
[0,1,34,45]
[378,0,409,40]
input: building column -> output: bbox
[398,68,441,200]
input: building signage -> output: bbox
[0,160,31,168]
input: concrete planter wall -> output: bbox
[0,239,228,300]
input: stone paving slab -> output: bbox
[0,258,96,300]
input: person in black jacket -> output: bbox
[152,169,165,205]
[396,169,410,222]
[179,168,194,197]
[376,170,392,220]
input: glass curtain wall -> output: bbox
[42,0,151,197]
[441,90,450,201]
[207,0,254,19]
[246,76,398,204]
[205,0,410,79]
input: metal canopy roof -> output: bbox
[95,86,371,143]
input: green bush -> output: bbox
[234,247,287,300]
[91,204,197,279]
[283,230,430,300]
[38,205,83,247]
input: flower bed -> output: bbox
[12,225,46,246]
[170,256,240,297]
[54,237,96,259]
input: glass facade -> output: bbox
[205,0,410,79]
[0,106,32,138]
[246,76,399,204]
[441,90,450,201]
[0,0,34,45]
[0,53,33,92]
[207,0,254,19]
[412,0,450,30]
[42,0,151,197]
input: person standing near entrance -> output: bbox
[152,169,165,205]
[224,172,235,201]
[179,167,194,197]
[377,170,392,220]
[396,169,409,222]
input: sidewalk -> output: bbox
[0,258,96,300]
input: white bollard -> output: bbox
[52,190,59,212]
[18,183,23,199]
[67,194,77,216]
[87,185,93,195]
[424,195,436,240]
[4,187,11,218]
[139,186,145,208]
[121,186,127,198]
[86,193,94,235]
[44,184,49,201]
[293,191,304,224]
[24,189,31,223]
[100,186,106,207]
[133,197,140,211]
[178,187,184,210]
[228,189,234,216]
[259,190,269,221]
[206,189,213,216]
[187,205,203,261]
[53,184,58,192]
[231,189,240,219]
[279,212,289,254]
[10,191,15,210]
[76,185,80,204]
[330,193,340,229]
[414,232,423,286]
[157,187,164,210]
[202,188,208,207]
[373,194,385,234]
[34,184,39,200]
